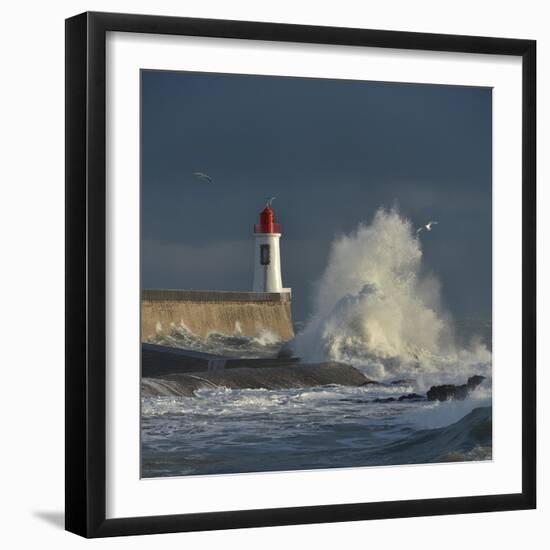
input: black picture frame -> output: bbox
[65,11,536,538]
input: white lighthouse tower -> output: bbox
[252,203,287,293]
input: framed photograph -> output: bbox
[65,11,536,538]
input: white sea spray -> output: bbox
[294,208,491,383]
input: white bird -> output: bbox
[266,196,276,207]
[416,221,438,235]
[192,171,212,183]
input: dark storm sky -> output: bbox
[141,70,492,322]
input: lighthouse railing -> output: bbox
[254,223,282,233]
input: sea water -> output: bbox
[141,378,491,478]
[141,210,492,478]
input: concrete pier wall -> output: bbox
[141,343,300,377]
[141,289,294,342]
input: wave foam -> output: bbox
[147,322,282,359]
[294,208,491,382]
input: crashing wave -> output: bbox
[294,208,492,383]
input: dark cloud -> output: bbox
[141,71,492,321]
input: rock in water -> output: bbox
[427,375,486,402]
[372,392,424,404]
[398,393,425,401]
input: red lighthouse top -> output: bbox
[254,206,282,234]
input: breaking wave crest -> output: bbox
[294,209,491,383]
[147,322,282,359]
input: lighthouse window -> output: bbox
[260,244,271,265]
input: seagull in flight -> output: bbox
[266,196,276,207]
[192,171,213,183]
[416,221,438,235]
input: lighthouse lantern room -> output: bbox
[253,204,286,293]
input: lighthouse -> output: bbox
[141,201,294,345]
[252,203,287,293]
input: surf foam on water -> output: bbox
[147,322,282,359]
[294,208,492,384]
[141,381,493,477]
